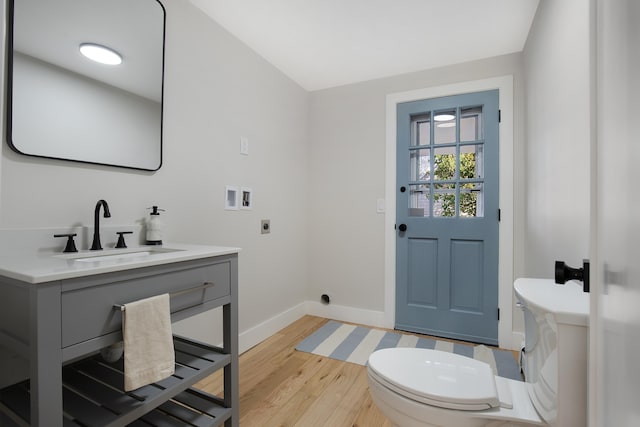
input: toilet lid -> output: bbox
[367,348,500,411]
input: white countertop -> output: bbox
[0,243,241,284]
[514,278,589,326]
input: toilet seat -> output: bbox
[368,348,502,411]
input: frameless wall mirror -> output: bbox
[7,0,165,171]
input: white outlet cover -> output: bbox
[240,137,249,155]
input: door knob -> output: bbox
[398,224,407,232]
[554,259,590,292]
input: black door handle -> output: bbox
[555,259,590,292]
[398,224,407,232]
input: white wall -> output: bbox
[0,0,597,355]
[524,2,594,421]
[1,1,310,349]
[307,54,526,330]
[522,0,591,277]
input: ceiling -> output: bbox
[190,0,540,91]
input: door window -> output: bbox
[408,105,485,218]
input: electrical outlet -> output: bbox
[261,219,270,234]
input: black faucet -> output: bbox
[90,199,111,250]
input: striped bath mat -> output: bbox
[296,320,522,381]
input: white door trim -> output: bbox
[384,75,517,349]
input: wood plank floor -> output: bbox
[195,315,518,427]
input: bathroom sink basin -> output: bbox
[65,247,183,264]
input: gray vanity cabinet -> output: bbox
[0,253,239,427]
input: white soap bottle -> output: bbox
[146,206,165,245]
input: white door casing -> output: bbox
[385,75,517,349]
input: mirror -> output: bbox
[7,0,165,171]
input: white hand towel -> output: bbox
[123,293,175,391]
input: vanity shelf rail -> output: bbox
[112,282,216,311]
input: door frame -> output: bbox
[384,75,518,349]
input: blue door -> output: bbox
[395,90,499,345]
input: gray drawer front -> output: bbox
[61,260,230,348]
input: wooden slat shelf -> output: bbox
[0,336,231,427]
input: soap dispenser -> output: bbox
[146,206,165,245]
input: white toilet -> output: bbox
[367,278,589,427]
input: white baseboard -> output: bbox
[238,301,385,353]
[304,301,386,328]
[238,300,524,354]
[238,302,307,354]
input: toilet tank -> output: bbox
[514,278,589,427]
[515,279,589,382]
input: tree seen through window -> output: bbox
[433,152,477,217]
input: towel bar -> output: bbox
[113,282,215,311]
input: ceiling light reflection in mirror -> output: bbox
[79,43,123,65]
